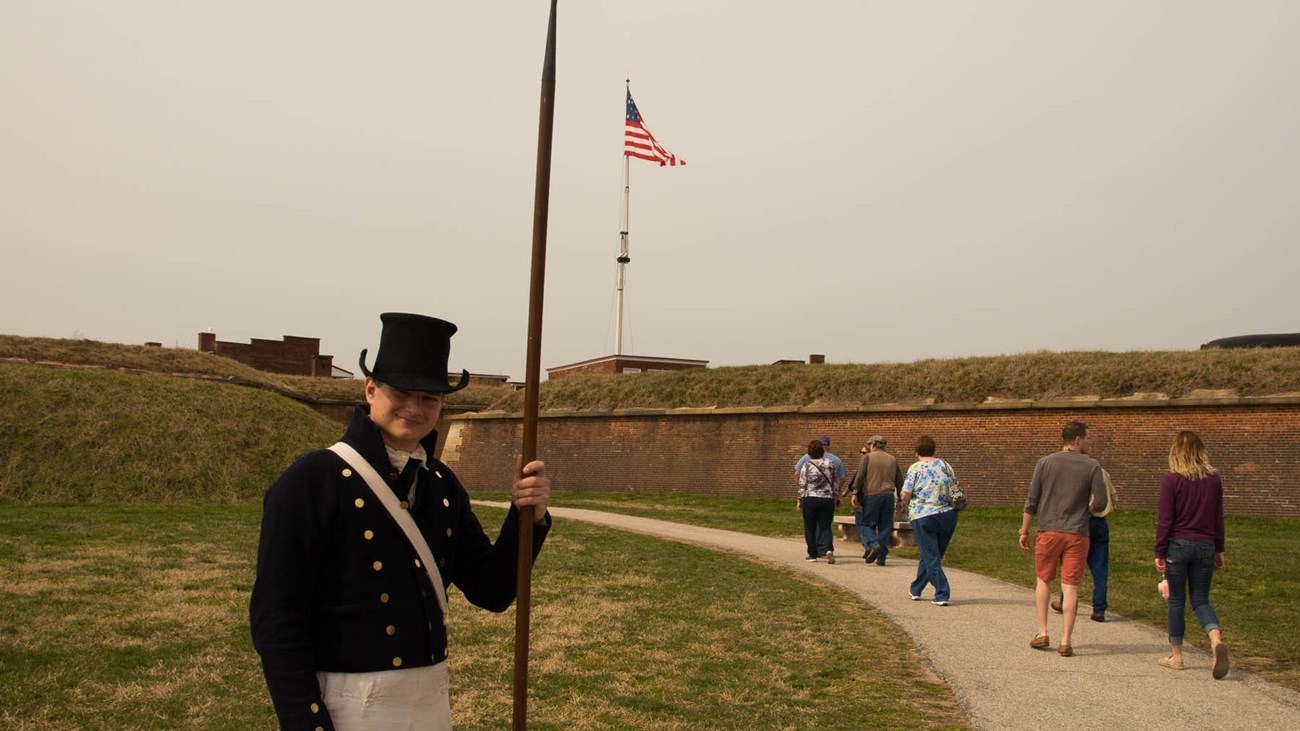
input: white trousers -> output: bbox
[317,662,451,731]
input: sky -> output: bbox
[3,1,1298,379]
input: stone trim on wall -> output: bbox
[452,394,1300,421]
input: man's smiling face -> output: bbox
[364,378,444,451]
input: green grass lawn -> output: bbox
[0,505,967,731]
[533,490,1300,691]
[4,494,1294,730]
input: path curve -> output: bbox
[495,504,1300,731]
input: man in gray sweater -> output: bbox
[844,436,904,565]
[1019,422,1110,658]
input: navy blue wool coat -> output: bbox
[250,405,549,730]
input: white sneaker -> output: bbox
[909,594,922,601]
[826,552,836,564]
[932,600,949,606]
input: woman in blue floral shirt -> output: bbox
[898,435,960,605]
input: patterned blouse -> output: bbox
[798,457,840,499]
[901,458,957,521]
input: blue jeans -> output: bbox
[910,509,959,602]
[1057,516,1109,612]
[1165,538,1220,645]
[855,491,895,561]
[801,496,836,558]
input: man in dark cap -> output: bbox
[250,313,551,730]
[844,436,904,565]
[793,436,846,483]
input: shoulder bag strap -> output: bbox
[814,462,835,488]
[329,442,449,616]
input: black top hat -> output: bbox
[358,313,470,393]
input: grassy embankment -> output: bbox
[6,334,1300,415]
[490,346,1300,411]
[0,334,511,407]
[0,361,341,503]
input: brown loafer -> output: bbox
[1058,643,1073,657]
[1030,634,1051,650]
[1090,612,1105,622]
[1050,599,1063,614]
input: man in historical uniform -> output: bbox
[250,313,552,730]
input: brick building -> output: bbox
[547,354,708,380]
[456,373,520,389]
[198,331,345,378]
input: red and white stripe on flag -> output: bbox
[624,89,685,167]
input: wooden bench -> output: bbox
[833,515,915,548]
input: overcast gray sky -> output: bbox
[4,1,1298,379]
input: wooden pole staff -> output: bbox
[514,1,557,728]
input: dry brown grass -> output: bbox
[3,503,969,730]
[10,333,1297,416]
[0,509,268,729]
[445,525,968,730]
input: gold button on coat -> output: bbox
[341,468,352,478]
[400,501,410,510]
[442,498,450,507]
[372,561,383,571]
[310,703,319,713]
[354,498,365,508]
[380,593,389,604]
[445,527,453,537]
[414,559,421,568]
[364,530,374,540]
[386,625,396,636]
[392,657,403,667]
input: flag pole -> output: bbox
[615,98,631,355]
[514,1,557,728]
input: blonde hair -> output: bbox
[1168,430,1216,480]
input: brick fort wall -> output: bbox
[441,398,1300,518]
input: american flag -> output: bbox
[624,89,685,167]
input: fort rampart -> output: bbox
[440,396,1300,518]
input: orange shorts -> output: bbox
[1034,531,1090,585]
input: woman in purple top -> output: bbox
[1154,430,1229,679]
